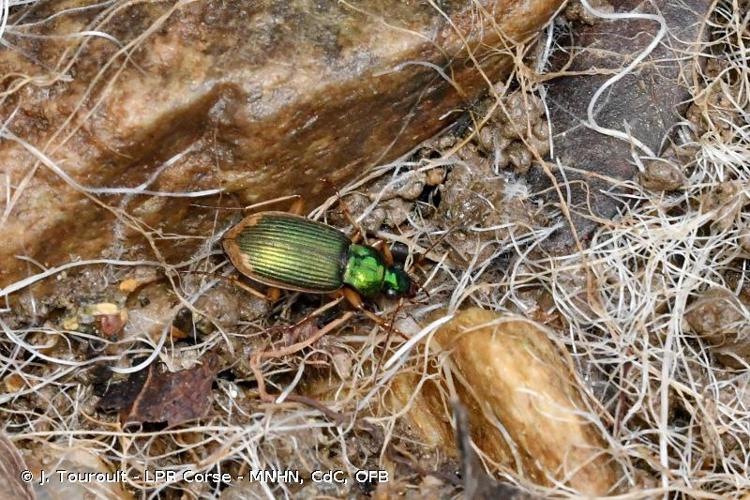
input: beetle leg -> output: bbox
[320,177,366,241]
[262,309,352,360]
[341,287,367,314]
[221,273,282,303]
[288,195,305,216]
[249,354,271,401]
[251,299,353,403]
[339,201,368,243]
[340,288,409,382]
[375,240,394,267]
[266,287,281,302]
[220,273,284,304]
[225,275,268,300]
[373,297,405,379]
[340,288,403,335]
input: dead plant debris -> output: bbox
[97,355,220,427]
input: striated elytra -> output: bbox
[223,212,416,299]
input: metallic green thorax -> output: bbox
[226,212,414,298]
[342,245,385,297]
[342,245,412,298]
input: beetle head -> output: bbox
[383,266,416,299]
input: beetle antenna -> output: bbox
[389,222,458,305]
[319,177,366,242]
[409,221,461,270]
[374,297,405,379]
[190,194,302,213]
[410,274,431,301]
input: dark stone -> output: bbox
[527,0,711,252]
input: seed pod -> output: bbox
[390,309,620,495]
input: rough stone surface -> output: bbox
[0,0,562,296]
[527,0,711,251]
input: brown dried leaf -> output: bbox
[96,366,150,414]
[97,355,220,426]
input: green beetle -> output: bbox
[222,211,417,302]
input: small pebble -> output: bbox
[639,160,687,191]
